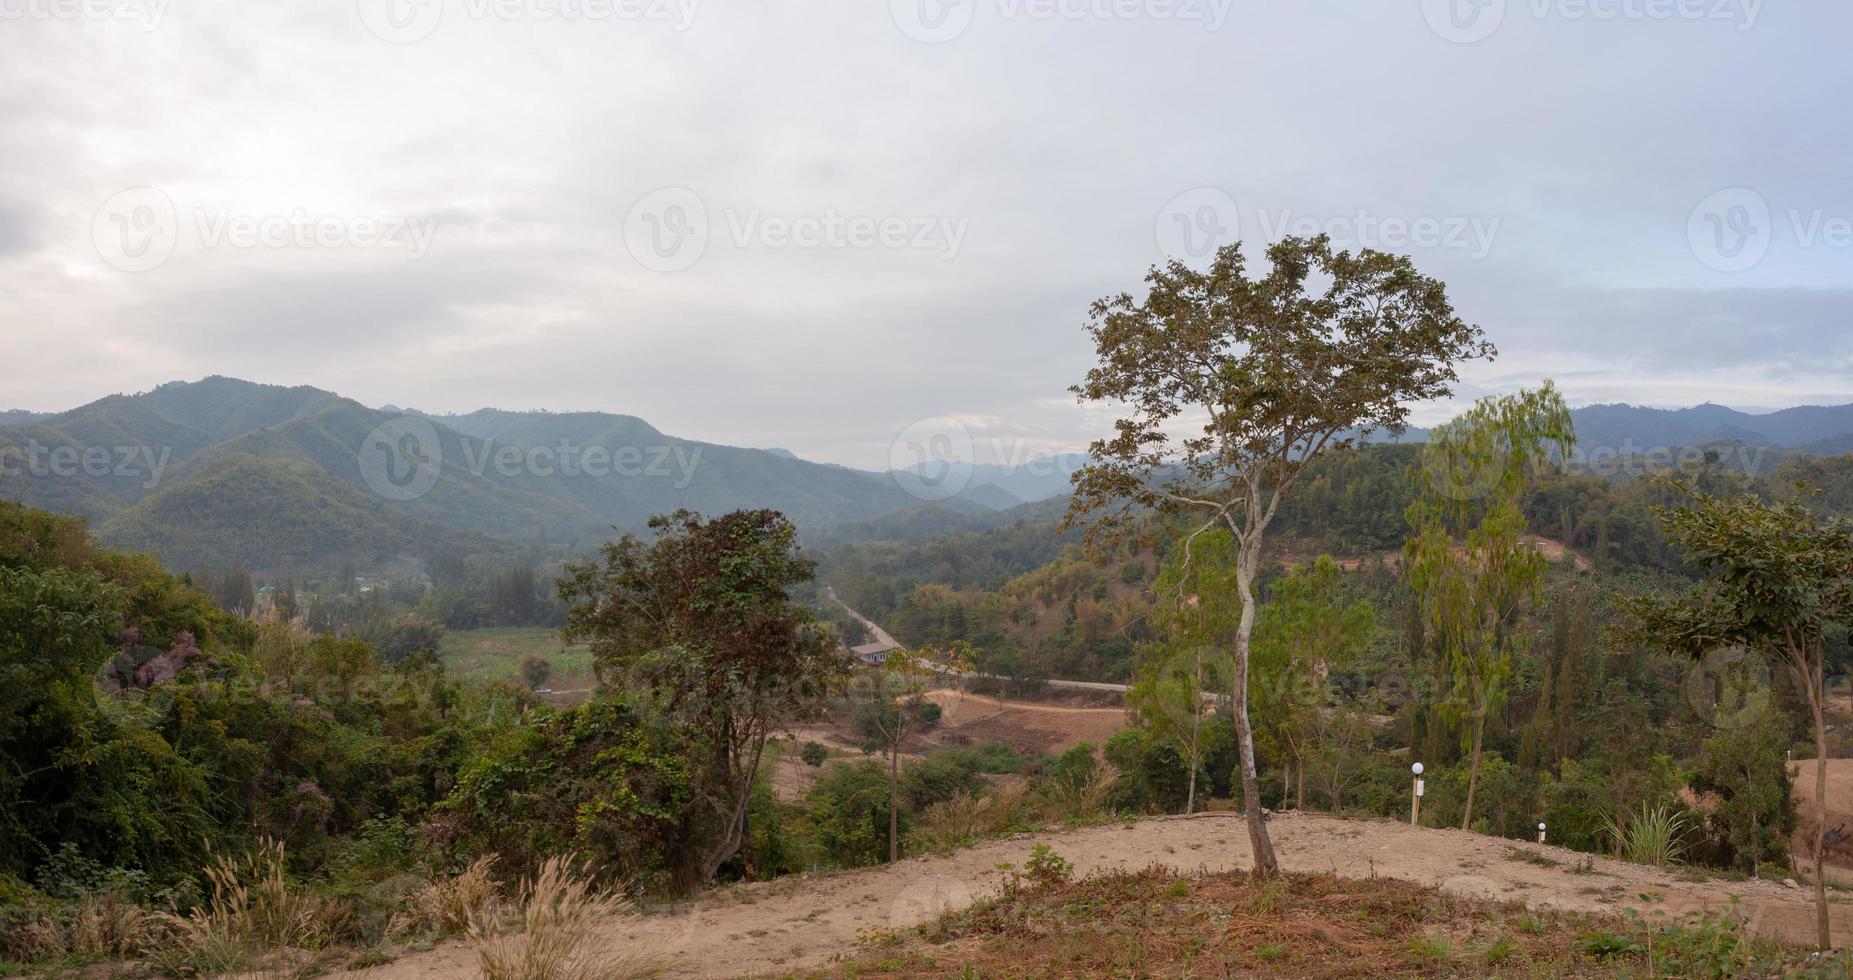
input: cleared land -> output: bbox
[328,811,1844,980]
[436,626,594,702]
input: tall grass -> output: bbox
[388,855,500,939]
[15,892,160,960]
[913,784,1031,852]
[154,838,351,976]
[1602,803,1692,868]
[467,854,657,980]
[1046,764,1115,821]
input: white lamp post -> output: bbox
[1411,762,1425,827]
[1538,822,1547,845]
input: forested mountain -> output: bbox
[0,378,1007,573]
[0,410,46,427]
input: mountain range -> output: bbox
[4,379,1853,574]
[0,378,995,573]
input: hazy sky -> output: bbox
[3,0,1849,467]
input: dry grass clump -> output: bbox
[1044,763,1114,821]
[913,784,1031,853]
[153,838,350,976]
[388,855,500,939]
[467,854,657,980]
[14,891,161,960]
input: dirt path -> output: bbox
[329,811,1842,980]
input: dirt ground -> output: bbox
[1790,758,1853,885]
[920,688,1128,755]
[327,811,1844,980]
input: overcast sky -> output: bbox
[2,0,1849,468]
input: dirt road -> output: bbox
[330,811,1842,980]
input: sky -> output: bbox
[2,0,1849,469]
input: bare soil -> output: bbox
[327,811,1842,980]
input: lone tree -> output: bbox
[1626,487,1853,949]
[1068,236,1493,873]
[1404,383,1573,831]
[560,509,847,882]
[854,643,966,862]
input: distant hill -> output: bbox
[0,410,46,427]
[0,378,1017,573]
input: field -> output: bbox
[436,626,595,700]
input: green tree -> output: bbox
[560,509,848,882]
[853,644,966,861]
[1252,555,1376,810]
[1132,533,1239,814]
[1626,487,1853,947]
[1690,708,1796,878]
[1405,383,1573,832]
[1068,236,1493,874]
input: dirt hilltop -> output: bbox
[329,811,1844,980]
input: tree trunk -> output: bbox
[1185,753,1198,815]
[1280,764,1291,810]
[1233,559,1280,875]
[1296,761,1305,811]
[889,746,901,863]
[1810,650,1831,949]
[1461,715,1485,832]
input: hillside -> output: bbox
[0,378,1014,573]
[325,811,1843,978]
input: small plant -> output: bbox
[1601,803,1691,868]
[467,854,655,980]
[800,741,829,767]
[1254,942,1287,962]
[1483,935,1515,966]
[1578,931,1642,958]
[388,855,500,940]
[14,891,160,961]
[1022,845,1073,888]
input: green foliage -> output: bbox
[1688,709,1795,875]
[800,741,829,767]
[1406,382,1574,830]
[440,696,697,888]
